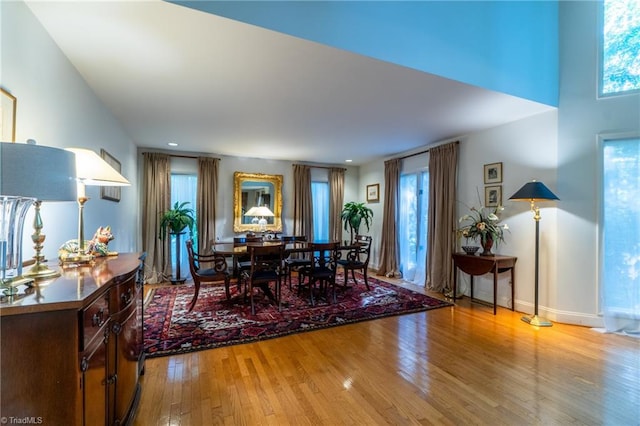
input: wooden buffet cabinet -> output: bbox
[0,253,146,425]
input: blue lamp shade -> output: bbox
[1,142,77,201]
[509,180,559,202]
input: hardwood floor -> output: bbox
[134,281,640,425]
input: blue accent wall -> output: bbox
[170,1,558,106]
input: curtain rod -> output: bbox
[397,140,459,161]
[294,164,347,171]
[142,151,220,160]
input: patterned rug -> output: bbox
[144,274,451,358]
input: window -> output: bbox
[311,181,329,241]
[398,171,429,285]
[601,137,640,333]
[601,0,640,96]
[171,173,197,277]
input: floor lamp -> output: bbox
[509,180,559,327]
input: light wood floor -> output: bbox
[134,280,640,425]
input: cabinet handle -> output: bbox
[106,374,118,385]
[112,322,122,335]
[92,308,105,327]
[121,288,132,306]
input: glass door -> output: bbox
[399,172,429,285]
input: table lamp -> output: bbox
[64,148,130,263]
[245,206,274,232]
[509,180,559,327]
[1,142,76,293]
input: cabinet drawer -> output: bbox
[112,276,137,313]
[81,293,109,351]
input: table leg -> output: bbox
[511,267,515,311]
[452,266,458,301]
[493,270,498,315]
[470,276,474,300]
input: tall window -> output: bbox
[601,0,640,96]
[311,181,329,240]
[398,171,429,285]
[171,173,197,278]
[601,137,640,333]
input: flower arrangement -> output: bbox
[458,204,509,247]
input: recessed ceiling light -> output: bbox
[168,142,178,147]
[345,159,353,163]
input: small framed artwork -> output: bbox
[1,88,17,142]
[366,183,380,203]
[484,162,503,184]
[100,149,122,202]
[485,185,502,207]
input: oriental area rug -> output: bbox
[144,274,451,358]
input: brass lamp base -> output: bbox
[1,276,35,296]
[522,315,553,327]
[23,262,60,280]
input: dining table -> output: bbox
[212,239,357,277]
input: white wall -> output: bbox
[2,1,139,259]
[456,111,559,316]
[555,2,640,325]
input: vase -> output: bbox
[481,236,494,256]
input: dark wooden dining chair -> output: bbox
[337,235,372,290]
[186,240,231,312]
[298,241,339,306]
[243,244,284,315]
[281,235,311,289]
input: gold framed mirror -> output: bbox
[233,171,283,232]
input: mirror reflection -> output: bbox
[233,172,283,232]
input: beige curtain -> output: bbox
[141,152,171,284]
[377,158,401,278]
[426,142,459,293]
[328,167,345,243]
[293,164,313,240]
[197,157,219,254]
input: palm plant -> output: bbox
[341,201,373,242]
[159,201,195,239]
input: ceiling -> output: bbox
[26,0,554,166]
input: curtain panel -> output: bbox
[329,167,345,243]
[141,152,171,284]
[377,158,400,278]
[293,165,313,241]
[426,142,459,293]
[197,157,219,253]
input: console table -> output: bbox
[0,253,145,425]
[452,253,517,314]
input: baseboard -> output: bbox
[515,300,604,328]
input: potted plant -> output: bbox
[159,201,195,284]
[458,204,509,255]
[159,201,195,239]
[341,201,373,243]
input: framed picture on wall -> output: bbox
[100,149,122,202]
[1,88,17,142]
[484,162,503,184]
[485,185,502,207]
[366,183,380,203]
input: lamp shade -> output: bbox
[1,142,77,201]
[244,206,260,217]
[65,148,130,186]
[253,206,274,217]
[509,181,559,202]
